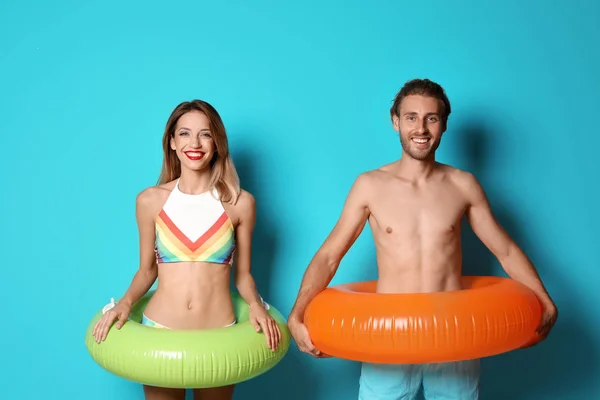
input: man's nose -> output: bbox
[416,119,427,134]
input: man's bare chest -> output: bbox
[368,185,466,235]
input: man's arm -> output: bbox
[460,172,557,340]
[288,174,371,356]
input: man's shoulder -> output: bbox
[375,160,398,173]
[345,166,398,204]
[352,167,392,187]
[438,163,477,183]
[361,161,400,180]
[438,163,484,198]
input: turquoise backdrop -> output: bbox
[1,0,598,398]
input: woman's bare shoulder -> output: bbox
[236,189,255,208]
[136,181,175,214]
[223,188,255,226]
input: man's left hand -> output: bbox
[536,300,558,341]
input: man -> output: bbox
[287,78,558,399]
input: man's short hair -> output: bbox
[390,78,451,124]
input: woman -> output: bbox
[92,100,281,400]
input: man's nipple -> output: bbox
[386,226,393,234]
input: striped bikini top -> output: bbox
[154,180,236,265]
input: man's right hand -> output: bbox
[288,316,331,358]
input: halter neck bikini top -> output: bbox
[154,180,236,265]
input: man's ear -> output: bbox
[392,115,400,132]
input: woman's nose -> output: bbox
[190,133,201,148]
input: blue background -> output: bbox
[1,0,598,398]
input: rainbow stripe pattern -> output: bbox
[154,209,236,265]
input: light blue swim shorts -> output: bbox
[358,359,480,400]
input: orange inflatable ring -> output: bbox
[304,276,542,364]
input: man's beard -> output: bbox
[399,134,440,160]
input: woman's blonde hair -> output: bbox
[157,100,241,204]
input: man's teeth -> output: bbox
[412,138,429,143]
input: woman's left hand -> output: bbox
[249,303,282,351]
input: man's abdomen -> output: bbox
[374,235,463,294]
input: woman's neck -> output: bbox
[177,169,212,195]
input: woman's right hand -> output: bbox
[92,302,131,343]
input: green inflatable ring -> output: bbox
[84,290,290,388]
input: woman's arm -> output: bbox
[231,191,281,351]
[233,191,263,308]
[117,188,160,307]
[92,187,160,342]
